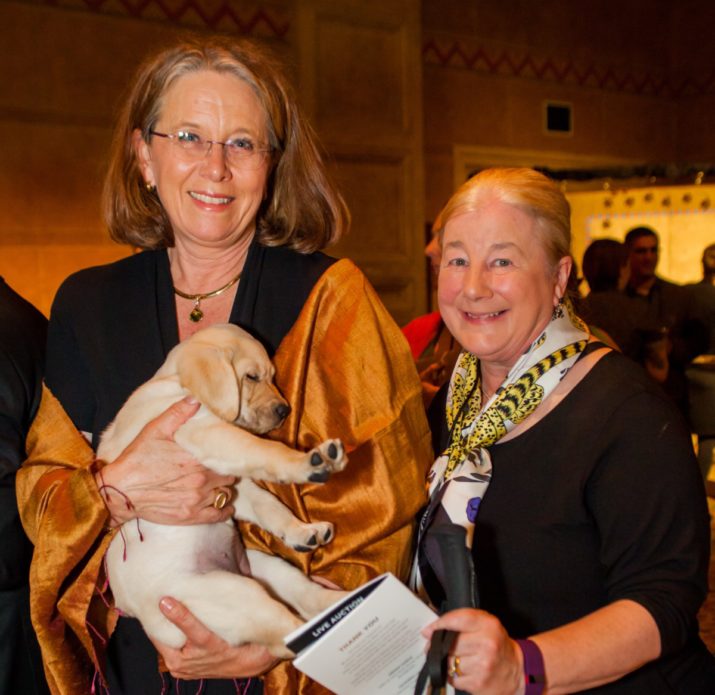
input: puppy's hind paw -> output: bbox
[285,521,334,552]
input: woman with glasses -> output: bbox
[17,38,431,695]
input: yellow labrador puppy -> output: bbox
[99,323,348,657]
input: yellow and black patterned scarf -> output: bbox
[412,302,589,601]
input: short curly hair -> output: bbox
[102,36,349,252]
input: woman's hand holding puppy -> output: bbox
[153,597,278,680]
[95,397,237,526]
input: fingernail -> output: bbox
[160,597,175,613]
[184,396,199,405]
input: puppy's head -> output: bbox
[173,324,290,434]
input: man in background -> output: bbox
[687,243,715,353]
[0,278,49,694]
[685,244,715,478]
[624,226,707,424]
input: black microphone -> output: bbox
[433,524,478,611]
[414,524,478,694]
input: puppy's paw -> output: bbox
[318,439,348,473]
[304,439,346,483]
[283,521,334,552]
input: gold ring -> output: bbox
[212,489,229,510]
[449,655,463,678]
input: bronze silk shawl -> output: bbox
[17,259,432,695]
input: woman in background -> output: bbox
[581,237,671,383]
[403,233,460,406]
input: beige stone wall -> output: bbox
[670,1,715,160]
[420,0,715,222]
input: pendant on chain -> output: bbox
[189,302,204,322]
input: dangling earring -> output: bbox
[551,297,564,320]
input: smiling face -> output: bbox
[135,70,270,251]
[438,198,570,373]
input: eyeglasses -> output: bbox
[149,130,272,170]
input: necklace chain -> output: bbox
[173,271,242,323]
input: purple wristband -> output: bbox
[516,639,546,695]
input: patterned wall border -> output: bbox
[21,3,714,97]
[423,38,715,99]
[35,0,290,38]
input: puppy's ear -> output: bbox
[177,345,239,421]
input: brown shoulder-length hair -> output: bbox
[103,36,349,252]
[582,238,628,292]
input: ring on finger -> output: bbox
[449,655,463,678]
[212,489,230,510]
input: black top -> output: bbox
[429,351,715,694]
[624,277,707,421]
[579,289,651,358]
[46,242,336,695]
[684,280,715,354]
[0,278,49,694]
[47,242,335,445]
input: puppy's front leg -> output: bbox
[235,479,334,552]
[176,413,347,484]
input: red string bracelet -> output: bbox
[94,459,143,559]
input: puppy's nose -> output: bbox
[274,403,291,421]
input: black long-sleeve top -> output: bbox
[429,350,715,693]
[0,278,49,694]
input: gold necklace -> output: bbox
[173,271,242,323]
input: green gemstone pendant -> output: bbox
[189,305,204,322]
